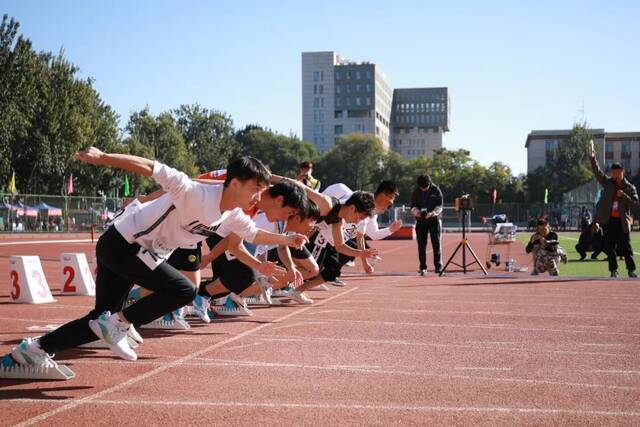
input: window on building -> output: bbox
[622,142,632,159]
[346,71,351,79]
[356,71,361,79]
[320,71,324,81]
[335,125,343,134]
[319,85,324,94]
[336,85,341,94]
[366,84,372,92]
[336,98,342,107]
[366,70,372,79]
[622,158,631,171]
[335,71,341,80]
[313,71,320,82]
[346,98,351,107]
[356,97,361,106]
[319,111,325,122]
[320,98,324,107]
[606,142,614,159]
[313,98,320,108]
[366,97,371,106]
[346,84,351,93]
[335,110,343,118]
[313,84,317,94]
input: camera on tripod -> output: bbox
[454,194,473,212]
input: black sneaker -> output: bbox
[419,269,426,276]
[579,255,586,261]
[629,271,638,278]
[611,271,619,278]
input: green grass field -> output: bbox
[516,231,640,277]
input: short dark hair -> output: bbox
[537,219,548,226]
[611,162,623,171]
[298,200,321,221]
[345,191,376,217]
[266,181,307,210]
[417,175,431,188]
[299,161,313,170]
[375,180,399,197]
[224,157,271,188]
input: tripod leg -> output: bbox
[440,241,464,276]
[465,241,488,275]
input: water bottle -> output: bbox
[507,258,515,272]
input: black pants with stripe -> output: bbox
[39,226,196,354]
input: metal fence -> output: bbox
[0,193,124,232]
[388,202,597,232]
[1,191,598,234]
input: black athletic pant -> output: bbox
[415,219,442,272]
[603,217,636,273]
[39,226,196,354]
[575,241,603,260]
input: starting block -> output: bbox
[8,256,54,304]
[60,253,96,296]
[141,317,190,330]
[0,355,75,380]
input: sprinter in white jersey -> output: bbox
[295,181,402,300]
[8,149,308,368]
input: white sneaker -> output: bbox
[88,311,137,361]
[345,260,356,268]
[257,277,273,305]
[272,285,294,298]
[11,337,57,368]
[211,293,253,316]
[328,278,346,287]
[311,284,329,291]
[290,290,314,305]
[192,294,211,323]
[127,324,143,344]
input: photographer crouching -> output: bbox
[411,175,443,275]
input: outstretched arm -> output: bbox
[75,147,154,176]
[588,140,608,187]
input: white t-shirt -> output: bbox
[113,162,257,265]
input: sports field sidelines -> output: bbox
[517,231,640,277]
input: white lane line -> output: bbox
[42,358,638,391]
[272,321,328,330]
[455,367,512,371]
[14,287,359,427]
[593,370,640,374]
[6,399,640,417]
[466,341,518,345]
[222,342,264,352]
[256,335,632,358]
[581,344,626,347]
[290,316,640,338]
[0,239,93,246]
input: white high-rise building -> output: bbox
[302,51,449,159]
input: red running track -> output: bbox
[0,233,639,426]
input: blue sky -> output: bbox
[5,0,639,174]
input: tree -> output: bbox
[235,125,317,177]
[315,133,385,190]
[173,104,239,173]
[526,123,593,202]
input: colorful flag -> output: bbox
[544,188,549,204]
[491,188,497,205]
[123,175,130,197]
[10,171,17,195]
[67,174,74,195]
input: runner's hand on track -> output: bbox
[258,261,287,278]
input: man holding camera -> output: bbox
[588,141,638,278]
[411,175,443,275]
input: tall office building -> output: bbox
[302,51,448,159]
